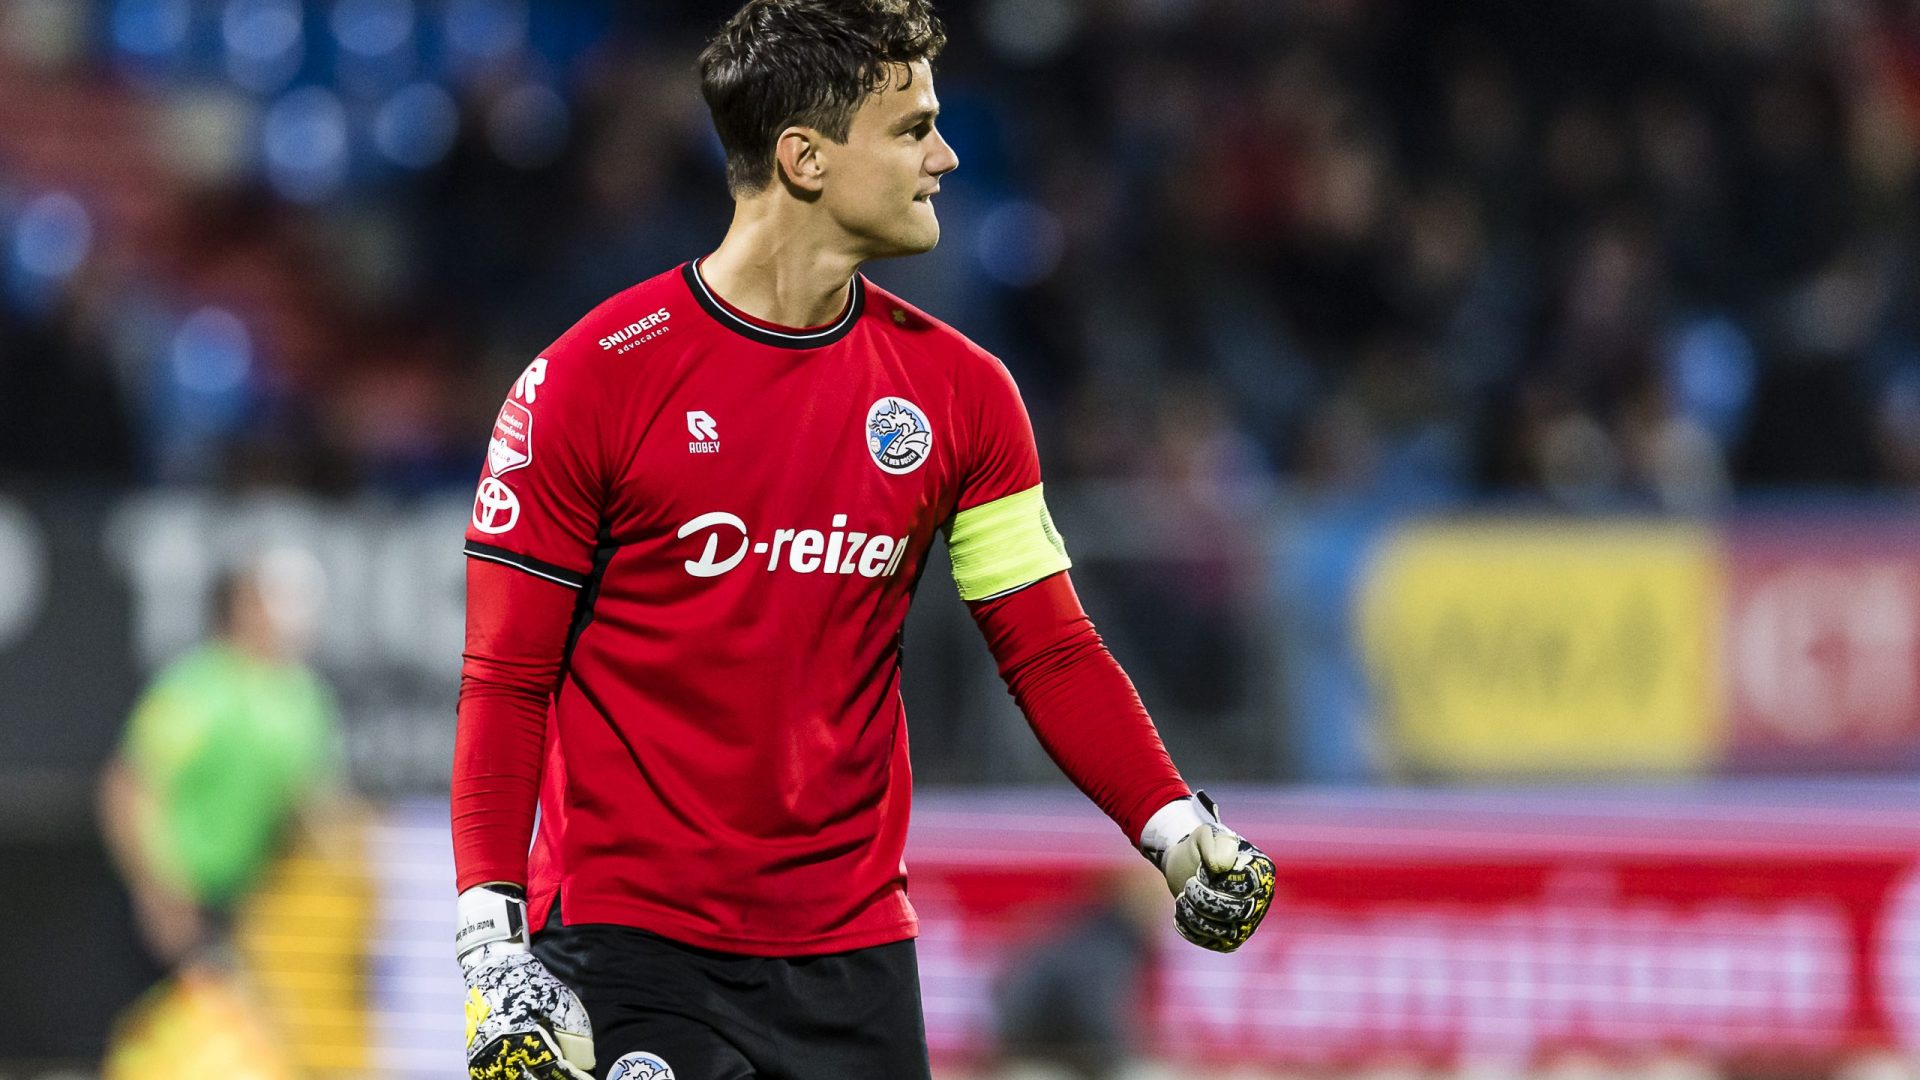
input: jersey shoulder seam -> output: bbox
[860,278,1005,376]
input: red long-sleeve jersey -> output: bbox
[454,261,1188,955]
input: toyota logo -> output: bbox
[471,478,521,534]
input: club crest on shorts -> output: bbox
[607,1051,675,1080]
[866,397,932,475]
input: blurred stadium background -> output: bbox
[7,0,1920,1076]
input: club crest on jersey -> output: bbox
[608,1051,675,1080]
[867,397,932,475]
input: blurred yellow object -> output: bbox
[1359,521,1722,776]
[104,967,297,1080]
[232,811,374,1077]
[102,813,372,1080]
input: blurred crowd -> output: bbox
[4,0,1920,510]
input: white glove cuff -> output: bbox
[456,884,530,969]
[1138,795,1218,865]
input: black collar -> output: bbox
[682,260,865,349]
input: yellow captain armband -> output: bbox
[948,484,1072,601]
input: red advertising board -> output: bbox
[1723,521,1920,770]
[907,788,1920,1070]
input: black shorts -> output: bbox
[532,910,933,1080]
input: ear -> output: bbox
[773,126,826,193]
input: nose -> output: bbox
[928,127,959,177]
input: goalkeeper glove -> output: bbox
[1140,791,1276,953]
[457,884,595,1080]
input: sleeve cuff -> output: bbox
[456,883,530,966]
[1136,793,1214,858]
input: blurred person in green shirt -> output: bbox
[98,547,344,966]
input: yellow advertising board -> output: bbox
[1357,521,1720,776]
[106,817,372,1080]
[234,816,373,1077]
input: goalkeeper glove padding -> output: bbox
[457,884,595,1080]
[1140,791,1277,953]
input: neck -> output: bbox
[699,200,863,329]
[225,625,285,664]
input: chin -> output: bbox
[904,212,942,252]
[867,226,940,260]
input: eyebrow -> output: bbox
[897,107,939,131]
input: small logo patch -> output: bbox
[687,409,720,453]
[489,399,533,476]
[472,477,520,534]
[866,397,932,475]
[513,357,547,403]
[607,1051,675,1080]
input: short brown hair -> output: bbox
[698,0,946,196]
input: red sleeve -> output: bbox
[452,559,577,891]
[969,572,1190,845]
[955,346,1041,511]
[454,352,609,891]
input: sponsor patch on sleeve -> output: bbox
[488,399,533,477]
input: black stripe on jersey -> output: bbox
[682,259,865,349]
[561,524,619,670]
[463,541,590,589]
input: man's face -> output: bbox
[818,59,958,259]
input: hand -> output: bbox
[1144,793,1276,953]
[131,882,210,965]
[458,885,594,1080]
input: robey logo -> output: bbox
[513,357,546,403]
[677,511,908,579]
[686,410,719,453]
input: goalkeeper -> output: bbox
[452,1,1277,1077]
